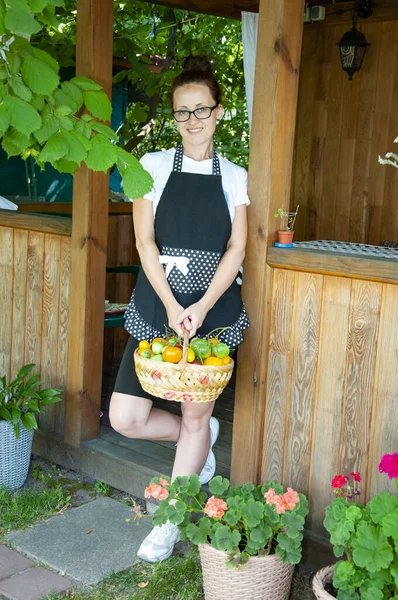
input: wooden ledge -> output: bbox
[17,202,133,216]
[267,246,398,284]
[0,209,72,236]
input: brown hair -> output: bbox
[170,56,222,107]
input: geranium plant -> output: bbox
[140,474,308,568]
[0,364,62,438]
[324,454,398,599]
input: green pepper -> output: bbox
[212,343,230,359]
[190,337,211,360]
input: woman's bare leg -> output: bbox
[109,392,181,442]
[171,401,215,480]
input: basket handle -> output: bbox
[181,328,190,365]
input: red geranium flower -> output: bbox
[349,472,361,482]
[331,475,346,489]
[379,453,398,480]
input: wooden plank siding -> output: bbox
[0,225,71,436]
[261,267,398,536]
[292,15,398,244]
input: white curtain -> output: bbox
[241,11,259,131]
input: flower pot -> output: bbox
[199,543,294,600]
[278,230,294,244]
[312,564,336,599]
[0,420,34,491]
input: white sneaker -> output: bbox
[137,521,180,563]
[199,416,220,485]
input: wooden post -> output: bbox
[64,0,114,446]
[231,0,305,484]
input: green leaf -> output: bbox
[38,130,69,163]
[75,120,91,139]
[2,130,30,156]
[352,523,393,572]
[208,476,230,496]
[4,7,41,35]
[21,412,38,431]
[70,76,102,91]
[52,158,79,174]
[9,76,32,102]
[369,493,398,525]
[54,105,73,117]
[186,522,208,544]
[3,94,41,135]
[22,55,60,96]
[0,2,5,35]
[85,134,117,171]
[0,104,10,134]
[59,81,83,108]
[275,544,302,565]
[382,508,398,539]
[17,364,35,379]
[5,0,31,10]
[242,499,264,528]
[30,47,59,74]
[0,67,7,81]
[8,53,21,75]
[40,5,59,28]
[83,90,112,121]
[391,558,398,587]
[30,94,45,111]
[26,400,40,412]
[119,156,155,200]
[28,0,49,12]
[214,525,241,553]
[281,512,305,537]
[34,107,59,145]
[0,407,11,420]
[11,407,21,423]
[90,121,119,142]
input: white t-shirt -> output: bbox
[139,148,250,222]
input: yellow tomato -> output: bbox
[139,340,151,350]
[203,356,224,367]
[162,346,183,364]
[152,337,167,346]
[222,356,232,365]
[187,348,195,363]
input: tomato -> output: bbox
[222,356,232,365]
[162,346,183,363]
[152,341,165,355]
[212,343,230,359]
[190,338,211,360]
[141,349,153,359]
[152,337,167,346]
[203,356,224,366]
[151,354,164,361]
[167,336,180,347]
[187,348,195,363]
[139,340,151,350]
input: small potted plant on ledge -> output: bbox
[0,364,63,491]
[312,454,398,599]
[274,206,299,246]
[140,475,308,600]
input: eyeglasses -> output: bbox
[172,105,218,122]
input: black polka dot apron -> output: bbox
[125,145,249,347]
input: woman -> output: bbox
[109,56,250,563]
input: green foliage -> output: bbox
[324,490,398,598]
[0,363,63,438]
[145,474,308,569]
[0,0,153,199]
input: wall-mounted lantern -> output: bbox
[336,0,373,80]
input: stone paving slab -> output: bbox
[6,498,153,586]
[0,547,33,580]
[0,567,71,600]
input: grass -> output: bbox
[0,484,70,541]
[48,548,204,600]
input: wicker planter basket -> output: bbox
[0,420,33,491]
[198,543,294,600]
[312,564,336,599]
[134,331,234,403]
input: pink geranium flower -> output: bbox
[144,483,169,500]
[265,487,300,514]
[349,472,361,482]
[379,453,398,480]
[204,496,228,518]
[159,478,170,487]
[331,475,347,489]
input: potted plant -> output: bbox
[0,364,63,491]
[274,206,299,245]
[140,474,308,599]
[312,454,398,599]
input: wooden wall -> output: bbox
[0,222,71,437]
[292,6,398,244]
[261,266,398,536]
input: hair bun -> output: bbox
[182,55,213,77]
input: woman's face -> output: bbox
[173,83,223,149]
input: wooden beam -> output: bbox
[230,0,305,485]
[0,210,72,236]
[64,0,114,446]
[137,0,259,20]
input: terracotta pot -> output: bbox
[278,230,294,244]
[312,564,336,599]
[199,543,294,600]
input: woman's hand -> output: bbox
[176,302,208,338]
[167,302,192,337]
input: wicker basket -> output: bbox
[198,543,294,600]
[312,564,336,599]
[134,331,234,403]
[0,420,34,491]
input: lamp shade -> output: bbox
[337,25,370,80]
